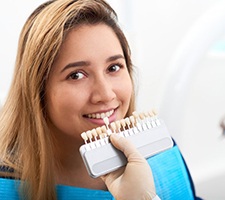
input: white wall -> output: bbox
[0,0,45,101]
[1,0,225,199]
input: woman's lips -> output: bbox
[84,109,117,126]
[86,109,114,119]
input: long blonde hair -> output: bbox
[0,0,135,199]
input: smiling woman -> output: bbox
[0,1,203,200]
[0,0,156,200]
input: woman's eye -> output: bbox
[108,64,122,73]
[68,71,85,80]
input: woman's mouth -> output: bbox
[86,109,114,119]
[83,109,117,126]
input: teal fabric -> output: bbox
[0,178,20,199]
[148,146,194,200]
[56,185,114,200]
[0,145,194,200]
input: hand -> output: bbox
[101,134,156,200]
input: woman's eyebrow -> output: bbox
[60,61,90,73]
[106,54,125,62]
[60,54,125,73]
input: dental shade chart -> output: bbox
[80,110,174,178]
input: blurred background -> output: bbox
[1,0,225,199]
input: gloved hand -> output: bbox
[101,133,156,200]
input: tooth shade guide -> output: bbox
[132,112,142,131]
[101,125,107,135]
[91,129,98,141]
[140,113,149,130]
[120,119,126,131]
[132,111,142,130]
[101,125,109,139]
[110,122,117,133]
[103,117,110,127]
[101,125,110,144]
[95,126,106,145]
[80,110,161,145]
[103,117,113,135]
[152,109,158,116]
[79,112,174,178]
[129,116,136,127]
[132,111,138,118]
[81,132,88,144]
[129,115,138,134]
[115,120,122,132]
[96,127,102,139]
[124,117,131,129]
[144,112,149,118]
[86,130,93,142]
[148,111,155,117]
[139,113,145,120]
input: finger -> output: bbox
[100,165,124,183]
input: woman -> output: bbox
[0,0,157,199]
[0,0,204,199]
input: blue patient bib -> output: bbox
[148,145,194,199]
[0,145,195,200]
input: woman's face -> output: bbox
[45,24,133,143]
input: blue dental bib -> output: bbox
[0,145,196,200]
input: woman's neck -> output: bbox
[52,134,107,190]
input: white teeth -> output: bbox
[100,113,105,119]
[87,110,114,119]
[96,113,101,119]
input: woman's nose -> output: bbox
[90,77,116,104]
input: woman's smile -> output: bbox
[83,108,117,126]
[85,109,114,119]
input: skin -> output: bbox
[45,23,133,189]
